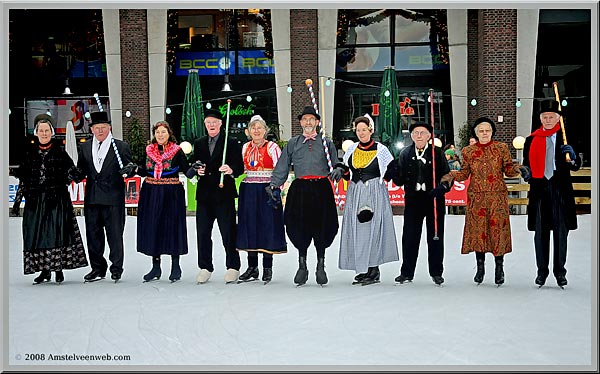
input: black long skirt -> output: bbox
[137,178,188,256]
[236,182,287,254]
[22,187,88,274]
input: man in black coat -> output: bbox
[185,110,244,284]
[522,100,581,288]
[391,122,451,286]
[76,111,134,282]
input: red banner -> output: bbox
[334,178,470,206]
[68,176,143,207]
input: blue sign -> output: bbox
[175,50,275,76]
[238,50,274,75]
[175,51,235,76]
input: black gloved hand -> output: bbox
[119,162,138,178]
[11,202,21,217]
[328,167,345,183]
[265,186,282,209]
[185,161,205,179]
[67,166,83,183]
[517,165,532,182]
[429,181,451,199]
[560,144,576,161]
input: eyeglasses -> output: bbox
[411,131,430,137]
[300,118,317,124]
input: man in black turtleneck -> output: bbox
[391,121,450,286]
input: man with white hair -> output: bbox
[522,99,581,289]
[76,111,134,283]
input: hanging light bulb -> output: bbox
[165,107,172,115]
[206,102,212,109]
[325,78,332,87]
[46,111,52,116]
[470,98,477,106]
[561,99,567,107]
[287,85,293,93]
[515,99,522,108]
[125,110,131,118]
[246,95,252,102]
[84,112,91,119]
[384,90,390,97]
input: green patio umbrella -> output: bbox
[181,69,205,141]
[377,66,402,157]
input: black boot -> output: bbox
[474,255,485,284]
[169,255,181,282]
[33,269,51,284]
[360,266,380,286]
[55,270,64,284]
[239,266,259,282]
[353,273,368,283]
[294,257,308,286]
[262,268,273,284]
[143,256,161,282]
[494,256,504,285]
[316,257,328,286]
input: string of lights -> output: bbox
[11,76,587,115]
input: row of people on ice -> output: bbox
[14,99,580,289]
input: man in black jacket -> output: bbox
[522,100,581,288]
[77,111,134,282]
[391,122,450,286]
[186,110,244,284]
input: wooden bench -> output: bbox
[506,168,591,205]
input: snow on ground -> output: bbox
[5,214,596,371]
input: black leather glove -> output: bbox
[119,163,138,178]
[517,165,532,182]
[185,161,205,179]
[265,186,282,209]
[429,181,451,199]
[67,166,83,183]
[328,163,348,183]
[560,144,576,161]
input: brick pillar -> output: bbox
[289,9,319,137]
[119,9,150,139]
[476,9,518,149]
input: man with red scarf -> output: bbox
[522,99,581,289]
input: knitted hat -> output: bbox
[445,149,455,157]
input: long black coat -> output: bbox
[17,139,78,252]
[392,143,450,200]
[77,137,133,206]
[522,135,581,231]
[188,131,244,203]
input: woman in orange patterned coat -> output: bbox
[442,117,527,286]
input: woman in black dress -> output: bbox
[16,114,88,284]
[136,121,190,282]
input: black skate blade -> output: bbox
[84,278,104,283]
[237,278,258,284]
[360,280,380,286]
[143,277,160,283]
[263,280,271,285]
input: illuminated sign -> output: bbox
[175,50,275,76]
[218,103,256,117]
[176,51,235,76]
[370,97,414,117]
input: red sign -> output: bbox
[68,176,142,207]
[333,178,470,207]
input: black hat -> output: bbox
[89,111,111,126]
[297,106,321,121]
[538,99,562,115]
[33,114,55,136]
[472,116,496,137]
[408,121,433,134]
[34,113,56,128]
[204,109,223,121]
